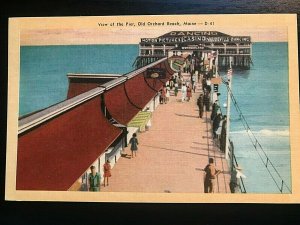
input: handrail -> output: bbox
[221,76,291,194]
[229,141,247,193]
[217,95,247,193]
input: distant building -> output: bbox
[135,31,252,70]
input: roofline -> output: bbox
[67,73,122,79]
[18,87,105,134]
[18,57,168,134]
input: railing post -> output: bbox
[225,58,232,160]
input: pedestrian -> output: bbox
[202,77,207,91]
[161,86,167,104]
[88,165,100,192]
[204,158,221,193]
[169,79,174,90]
[197,94,204,118]
[159,90,163,104]
[203,91,210,111]
[211,100,220,121]
[129,133,139,158]
[187,85,192,102]
[215,117,224,139]
[181,83,187,102]
[174,82,179,96]
[213,113,222,139]
[220,116,227,152]
[103,160,111,187]
[166,85,170,102]
[230,166,246,193]
[191,73,196,92]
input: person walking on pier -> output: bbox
[211,100,220,121]
[159,90,163,104]
[174,82,179,96]
[191,73,196,92]
[181,83,187,102]
[161,86,167,104]
[103,160,112,187]
[88,166,100,192]
[129,133,139,158]
[203,91,210,111]
[166,85,170,103]
[230,166,246,193]
[197,94,204,118]
[204,158,221,193]
[220,116,227,153]
[187,84,192,102]
[213,113,222,139]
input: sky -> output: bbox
[21,26,287,46]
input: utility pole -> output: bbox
[225,57,232,160]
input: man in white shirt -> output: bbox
[181,83,187,102]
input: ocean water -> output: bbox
[20,43,291,193]
[20,45,139,116]
[218,43,291,193]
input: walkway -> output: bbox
[102,73,231,193]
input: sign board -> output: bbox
[145,68,166,79]
[141,36,251,44]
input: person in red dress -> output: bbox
[103,160,111,187]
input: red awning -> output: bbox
[17,97,121,191]
[159,60,174,83]
[144,60,174,91]
[124,74,157,109]
[104,59,174,125]
[104,83,140,125]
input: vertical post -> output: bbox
[225,58,232,160]
[151,44,154,56]
[215,50,219,75]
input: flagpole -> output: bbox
[225,58,232,160]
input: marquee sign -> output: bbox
[141,36,251,43]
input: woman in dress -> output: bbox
[166,85,170,103]
[187,84,192,102]
[129,133,139,158]
[161,86,167,104]
[103,160,111,187]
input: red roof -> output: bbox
[67,82,99,99]
[124,74,157,109]
[104,60,174,125]
[104,83,140,125]
[17,97,121,191]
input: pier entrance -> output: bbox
[135,31,252,70]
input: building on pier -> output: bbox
[17,58,174,191]
[135,31,252,70]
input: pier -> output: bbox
[17,46,233,194]
[136,31,252,70]
[101,74,230,193]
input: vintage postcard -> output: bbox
[6,14,300,202]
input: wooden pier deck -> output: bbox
[102,73,231,193]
